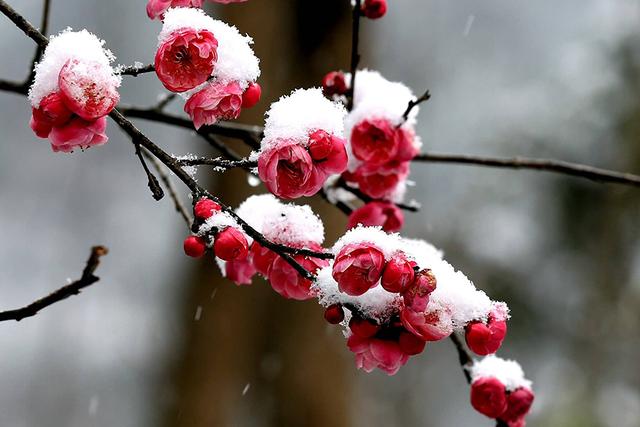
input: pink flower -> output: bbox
[398,330,426,355]
[211,0,247,3]
[146,0,204,20]
[402,269,437,312]
[347,334,409,375]
[58,59,119,121]
[347,201,404,232]
[184,81,243,129]
[29,92,74,138]
[257,139,323,199]
[470,377,508,419]
[501,388,534,424]
[351,160,410,199]
[224,257,257,285]
[332,243,386,296]
[267,254,329,300]
[350,118,399,166]
[400,307,453,342]
[465,312,508,356]
[155,28,218,93]
[307,130,348,176]
[380,254,415,293]
[48,116,108,153]
[395,127,420,161]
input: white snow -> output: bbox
[29,29,120,107]
[260,88,347,152]
[470,355,533,391]
[160,8,260,87]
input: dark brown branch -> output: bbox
[450,332,474,384]
[177,156,257,170]
[347,0,362,111]
[397,89,431,127]
[153,93,177,112]
[336,178,420,212]
[118,63,155,76]
[25,0,51,86]
[134,140,164,201]
[0,79,28,95]
[415,152,640,187]
[0,246,108,322]
[0,0,48,48]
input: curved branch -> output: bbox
[0,246,108,322]
[347,0,362,111]
[119,63,155,76]
[415,152,640,187]
[177,156,257,170]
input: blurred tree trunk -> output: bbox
[161,1,355,426]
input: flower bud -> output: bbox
[403,269,436,312]
[465,315,508,356]
[349,317,380,338]
[398,331,426,355]
[194,198,221,220]
[324,304,345,324]
[322,71,348,97]
[183,235,206,258]
[214,227,249,261]
[501,387,534,423]
[241,82,262,108]
[381,254,415,293]
[308,130,333,161]
[362,0,388,20]
[470,377,508,419]
[347,201,404,233]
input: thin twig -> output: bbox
[118,63,155,77]
[0,79,28,95]
[347,0,362,111]
[397,89,431,127]
[177,156,257,170]
[153,93,177,112]
[336,178,421,212]
[141,149,192,226]
[0,246,108,322]
[134,140,165,201]
[25,0,51,86]
[450,332,474,384]
[415,152,640,187]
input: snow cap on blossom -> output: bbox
[313,226,507,338]
[470,355,532,392]
[28,29,121,152]
[254,88,348,199]
[157,8,260,95]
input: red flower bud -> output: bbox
[381,254,415,293]
[465,315,508,356]
[470,377,508,419]
[194,198,221,220]
[322,71,348,97]
[241,82,262,108]
[308,130,333,161]
[398,331,426,355]
[362,0,387,20]
[214,228,249,261]
[501,387,534,423]
[183,235,206,258]
[347,201,404,233]
[349,317,380,338]
[403,269,436,312]
[324,304,345,324]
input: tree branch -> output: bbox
[347,0,362,111]
[450,332,473,384]
[177,156,257,170]
[415,152,640,187]
[25,0,51,86]
[0,246,108,322]
[119,63,155,76]
[397,89,430,127]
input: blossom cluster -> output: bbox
[252,88,349,199]
[312,226,509,374]
[470,356,535,426]
[28,30,121,153]
[146,0,247,21]
[155,8,261,129]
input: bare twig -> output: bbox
[119,63,155,76]
[134,140,165,201]
[397,89,431,127]
[0,79,28,95]
[177,156,257,170]
[25,0,51,86]
[415,152,640,187]
[450,332,474,384]
[347,0,362,111]
[141,149,192,226]
[336,178,420,212]
[0,246,108,322]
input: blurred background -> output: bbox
[0,0,639,426]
